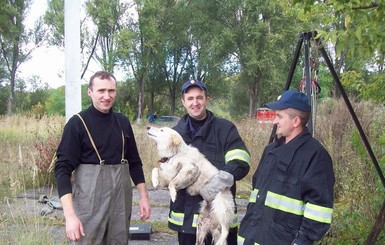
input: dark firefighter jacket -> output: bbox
[169,110,250,234]
[238,128,335,245]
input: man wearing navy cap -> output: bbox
[238,89,335,245]
[169,79,251,245]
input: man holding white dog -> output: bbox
[169,79,251,245]
[238,89,335,245]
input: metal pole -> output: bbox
[317,39,385,189]
[303,32,313,135]
[269,34,304,143]
[65,0,81,122]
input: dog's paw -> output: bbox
[151,168,159,188]
[169,186,177,202]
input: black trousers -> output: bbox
[178,230,237,245]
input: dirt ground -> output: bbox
[1,187,248,244]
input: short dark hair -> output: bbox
[89,71,116,89]
[287,108,311,128]
[298,110,311,127]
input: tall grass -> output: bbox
[315,98,385,244]
[0,114,65,244]
[1,98,385,244]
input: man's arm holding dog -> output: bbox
[169,161,200,202]
[200,170,234,201]
[201,127,251,202]
[200,157,250,202]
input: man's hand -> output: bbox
[292,238,313,245]
[200,170,234,202]
[60,193,85,241]
[65,213,85,241]
[137,183,151,221]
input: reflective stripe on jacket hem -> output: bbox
[265,191,304,215]
[265,191,333,223]
[168,211,184,226]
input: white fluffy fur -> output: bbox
[147,126,234,245]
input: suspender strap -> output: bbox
[76,113,128,165]
[76,114,105,165]
[120,130,128,164]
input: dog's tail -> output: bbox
[211,190,233,245]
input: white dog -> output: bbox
[147,126,234,245]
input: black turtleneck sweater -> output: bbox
[55,105,145,198]
[187,114,208,137]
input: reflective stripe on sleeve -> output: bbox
[237,235,260,245]
[265,191,305,216]
[230,213,239,228]
[237,236,245,245]
[249,189,259,203]
[192,214,199,228]
[225,149,250,164]
[304,202,333,224]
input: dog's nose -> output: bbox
[147,126,151,130]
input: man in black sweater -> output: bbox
[55,71,150,244]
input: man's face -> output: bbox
[181,86,208,120]
[87,77,117,113]
[273,108,298,142]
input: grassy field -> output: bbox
[1,98,385,244]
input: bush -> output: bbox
[315,98,385,244]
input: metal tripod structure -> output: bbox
[269,31,385,189]
[268,31,385,243]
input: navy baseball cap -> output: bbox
[266,89,311,112]
[181,79,207,94]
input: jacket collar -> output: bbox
[271,127,312,168]
[174,110,215,141]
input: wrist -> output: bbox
[218,170,234,187]
[64,212,77,219]
[292,238,313,245]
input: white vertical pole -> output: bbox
[64,0,81,122]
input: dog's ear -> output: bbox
[171,132,182,147]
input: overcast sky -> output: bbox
[18,0,66,89]
[19,0,106,89]
[18,0,136,89]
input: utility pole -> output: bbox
[64,0,81,122]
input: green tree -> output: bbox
[45,0,100,80]
[189,0,303,116]
[13,76,49,114]
[86,0,129,72]
[118,0,193,121]
[117,0,153,123]
[45,86,65,115]
[0,0,46,115]
[0,83,8,114]
[44,0,64,47]
[292,0,385,56]
[287,0,385,101]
